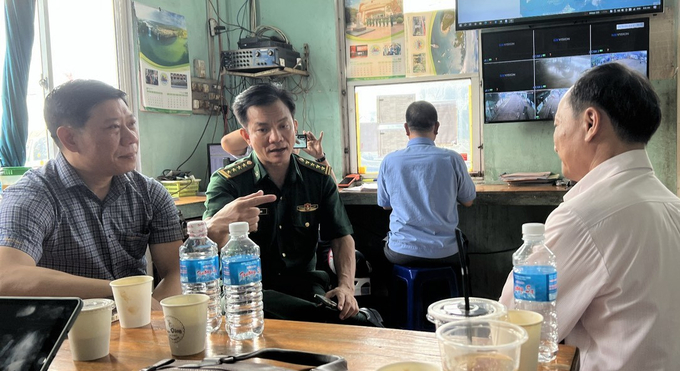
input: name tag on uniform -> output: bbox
[296,203,318,212]
[259,208,268,215]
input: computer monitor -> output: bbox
[207,143,234,175]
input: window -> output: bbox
[20,0,132,167]
[348,77,480,175]
[341,0,483,177]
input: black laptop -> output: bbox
[0,297,82,371]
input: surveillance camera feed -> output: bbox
[482,18,649,123]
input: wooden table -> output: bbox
[51,312,579,371]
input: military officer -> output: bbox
[204,83,380,326]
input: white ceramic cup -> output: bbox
[109,275,154,328]
[68,298,114,361]
[506,309,544,371]
[160,294,209,356]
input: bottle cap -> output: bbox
[522,223,545,236]
[186,220,208,236]
[229,221,249,235]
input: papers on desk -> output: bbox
[500,172,560,185]
[340,182,378,192]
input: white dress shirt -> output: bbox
[500,149,680,371]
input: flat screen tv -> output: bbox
[482,18,649,124]
[456,0,662,30]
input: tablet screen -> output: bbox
[0,297,82,371]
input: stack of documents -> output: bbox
[500,172,560,185]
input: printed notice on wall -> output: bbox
[134,3,192,114]
[344,0,406,80]
[404,9,479,77]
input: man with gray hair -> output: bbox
[500,63,680,370]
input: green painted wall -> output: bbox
[221,0,344,173]
[135,1,677,193]
[134,0,222,187]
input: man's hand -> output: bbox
[302,130,325,160]
[206,190,277,246]
[326,286,359,320]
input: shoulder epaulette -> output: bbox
[218,158,254,179]
[297,157,331,176]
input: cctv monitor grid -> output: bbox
[482,19,649,124]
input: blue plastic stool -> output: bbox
[392,265,459,331]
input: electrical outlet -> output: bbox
[208,19,218,37]
[302,43,310,70]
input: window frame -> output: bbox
[344,74,483,177]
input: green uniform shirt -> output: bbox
[204,152,353,286]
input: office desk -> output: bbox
[174,184,569,219]
[339,184,568,206]
[50,312,579,371]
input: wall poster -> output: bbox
[344,0,406,80]
[404,9,479,77]
[134,3,192,114]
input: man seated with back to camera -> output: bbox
[377,101,476,288]
[204,83,382,327]
[499,63,680,370]
[0,80,183,305]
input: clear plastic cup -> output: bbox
[68,298,114,361]
[436,319,528,371]
[427,297,508,329]
[109,275,153,328]
[160,294,209,356]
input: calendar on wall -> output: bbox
[134,3,192,114]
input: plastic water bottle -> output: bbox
[222,221,264,340]
[512,223,558,363]
[179,220,222,333]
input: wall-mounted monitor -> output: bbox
[482,18,649,124]
[456,0,662,31]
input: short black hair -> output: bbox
[44,80,127,147]
[232,83,296,128]
[569,63,661,144]
[405,100,438,132]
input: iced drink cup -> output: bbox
[68,298,114,361]
[160,294,209,356]
[109,275,153,328]
[436,319,528,371]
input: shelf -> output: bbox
[223,67,309,78]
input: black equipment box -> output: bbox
[221,47,301,72]
[237,37,292,50]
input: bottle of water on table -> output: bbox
[222,221,264,340]
[512,223,558,362]
[179,220,222,332]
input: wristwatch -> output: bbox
[316,152,326,163]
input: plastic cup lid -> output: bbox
[82,298,115,312]
[427,297,507,323]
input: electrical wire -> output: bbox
[175,110,215,171]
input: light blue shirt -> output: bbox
[377,137,476,258]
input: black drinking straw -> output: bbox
[455,229,471,316]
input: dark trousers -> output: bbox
[262,270,377,326]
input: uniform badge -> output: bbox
[296,203,318,212]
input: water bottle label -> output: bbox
[513,266,557,302]
[222,255,262,285]
[180,256,219,283]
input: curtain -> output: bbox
[0,0,36,167]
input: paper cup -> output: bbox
[160,294,209,356]
[436,319,527,371]
[68,298,114,361]
[110,275,153,328]
[506,310,543,371]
